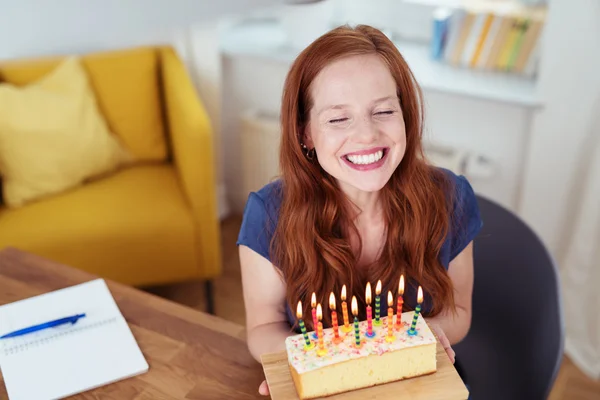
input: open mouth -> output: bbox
[343,148,388,165]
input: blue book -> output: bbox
[431,8,453,60]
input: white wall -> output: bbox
[0,0,277,60]
[519,0,600,260]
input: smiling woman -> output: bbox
[236,24,483,396]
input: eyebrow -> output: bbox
[316,95,398,116]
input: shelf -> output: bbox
[219,20,542,109]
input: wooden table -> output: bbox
[0,247,265,399]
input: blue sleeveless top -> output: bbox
[236,168,483,331]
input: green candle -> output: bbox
[351,296,362,348]
[408,286,423,336]
[297,301,314,349]
[374,280,382,326]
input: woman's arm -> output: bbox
[239,244,294,363]
[426,241,474,348]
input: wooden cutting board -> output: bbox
[261,340,469,399]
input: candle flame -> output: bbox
[311,292,316,308]
[329,292,336,310]
[399,275,405,295]
[341,285,346,301]
[351,296,358,316]
[387,291,393,307]
[376,280,382,295]
[417,286,423,304]
[296,301,303,319]
[316,303,323,321]
[366,282,372,304]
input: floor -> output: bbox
[146,216,600,400]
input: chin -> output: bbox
[341,174,392,193]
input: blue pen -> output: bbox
[0,313,86,339]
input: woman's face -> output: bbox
[306,54,406,195]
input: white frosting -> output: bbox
[286,311,436,374]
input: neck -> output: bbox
[340,182,382,222]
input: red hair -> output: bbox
[272,25,456,329]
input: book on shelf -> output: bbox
[430,1,546,76]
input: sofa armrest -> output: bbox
[160,47,221,279]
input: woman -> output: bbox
[237,24,482,396]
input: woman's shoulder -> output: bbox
[236,179,283,261]
[252,179,284,206]
[432,167,484,261]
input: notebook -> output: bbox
[0,279,149,400]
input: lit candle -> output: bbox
[296,300,315,350]
[386,291,395,343]
[374,280,382,326]
[340,285,352,333]
[395,275,404,331]
[408,286,424,336]
[311,292,318,339]
[316,303,327,356]
[351,296,362,348]
[329,292,342,344]
[365,282,375,338]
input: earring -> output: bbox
[300,143,315,161]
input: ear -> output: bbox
[302,122,315,149]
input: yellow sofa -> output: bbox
[0,46,222,298]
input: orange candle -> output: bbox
[329,292,342,344]
[316,303,327,356]
[340,285,352,333]
[386,291,395,343]
[395,275,404,331]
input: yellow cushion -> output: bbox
[0,56,131,208]
[0,47,167,162]
[0,164,199,286]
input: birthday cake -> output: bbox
[285,311,437,399]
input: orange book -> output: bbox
[469,13,495,67]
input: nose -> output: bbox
[352,116,378,144]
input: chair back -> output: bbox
[0,46,169,163]
[453,195,564,400]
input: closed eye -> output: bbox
[375,111,395,116]
[330,117,348,124]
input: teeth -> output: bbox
[347,150,383,165]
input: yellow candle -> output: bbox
[341,285,352,333]
[316,303,327,356]
[386,291,395,343]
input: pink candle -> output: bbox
[311,292,318,338]
[365,282,375,338]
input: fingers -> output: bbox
[439,332,455,363]
[259,380,270,396]
[431,324,455,364]
[447,346,456,364]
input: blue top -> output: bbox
[236,168,483,330]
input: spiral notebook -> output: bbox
[0,279,149,400]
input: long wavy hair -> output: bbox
[272,25,457,330]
